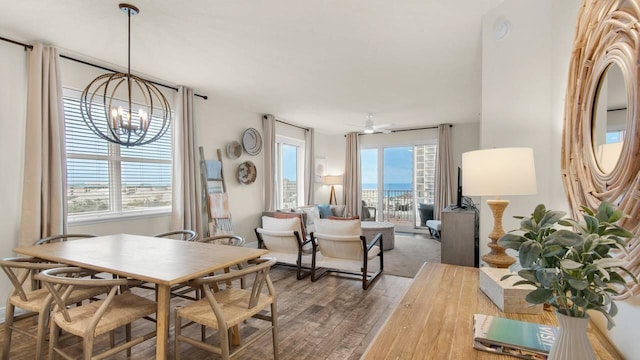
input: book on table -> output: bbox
[473,314,558,359]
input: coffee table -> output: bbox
[361,221,395,250]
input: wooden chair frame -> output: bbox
[153,229,198,241]
[33,233,96,246]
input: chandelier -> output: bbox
[80,3,171,147]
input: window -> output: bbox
[64,89,172,222]
[361,142,437,231]
[275,136,304,209]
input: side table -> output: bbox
[361,221,395,250]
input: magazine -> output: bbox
[473,314,557,359]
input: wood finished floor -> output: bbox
[1,267,413,359]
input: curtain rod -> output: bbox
[1,35,208,100]
[357,123,452,135]
[276,119,310,131]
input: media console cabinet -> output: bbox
[362,263,621,359]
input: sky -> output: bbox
[282,144,298,180]
[362,147,413,185]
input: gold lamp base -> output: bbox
[481,199,516,268]
[329,185,337,205]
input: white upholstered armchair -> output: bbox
[255,216,314,279]
[311,219,383,289]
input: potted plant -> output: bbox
[498,201,637,360]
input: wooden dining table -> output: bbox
[14,233,268,360]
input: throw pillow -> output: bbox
[273,212,307,240]
[317,204,332,219]
[300,206,320,226]
[330,204,346,217]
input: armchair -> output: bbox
[255,216,313,279]
[361,200,377,221]
[311,219,384,289]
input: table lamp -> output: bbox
[462,148,537,268]
[323,175,342,205]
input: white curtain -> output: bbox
[19,43,67,247]
[434,124,454,220]
[343,132,361,217]
[304,128,315,205]
[263,114,276,211]
[171,86,204,237]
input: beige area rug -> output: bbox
[383,235,441,278]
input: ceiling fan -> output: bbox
[362,114,393,134]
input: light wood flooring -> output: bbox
[1,267,413,359]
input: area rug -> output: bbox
[383,235,441,278]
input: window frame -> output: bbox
[63,88,173,225]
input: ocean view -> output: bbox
[362,183,412,191]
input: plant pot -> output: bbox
[548,310,595,360]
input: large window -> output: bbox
[64,89,172,221]
[361,142,437,231]
[275,136,304,209]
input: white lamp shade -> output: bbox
[462,147,537,196]
[323,175,342,185]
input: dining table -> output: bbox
[14,233,268,360]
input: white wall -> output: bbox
[314,132,346,204]
[481,0,572,262]
[0,41,28,304]
[482,0,640,357]
[195,99,264,244]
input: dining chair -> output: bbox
[31,233,97,289]
[32,233,96,245]
[200,234,247,287]
[0,257,109,360]
[311,218,384,290]
[36,266,157,360]
[174,257,278,360]
[154,229,198,241]
[198,234,245,247]
[255,216,314,280]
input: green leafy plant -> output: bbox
[498,201,637,329]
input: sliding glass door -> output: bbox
[361,143,437,232]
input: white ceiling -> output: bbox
[0,0,503,134]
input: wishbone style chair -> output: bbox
[174,257,278,360]
[36,267,157,360]
[153,229,198,241]
[32,233,96,245]
[0,257,108,360]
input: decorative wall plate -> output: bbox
[242,128,262,156]
[237,161,257,184]
[226,141,242,160]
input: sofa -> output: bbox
[262,204,347,234]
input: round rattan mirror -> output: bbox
[562,1,640,298]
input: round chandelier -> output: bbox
[80,3,171,147]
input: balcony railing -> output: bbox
[362,189,434,227]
